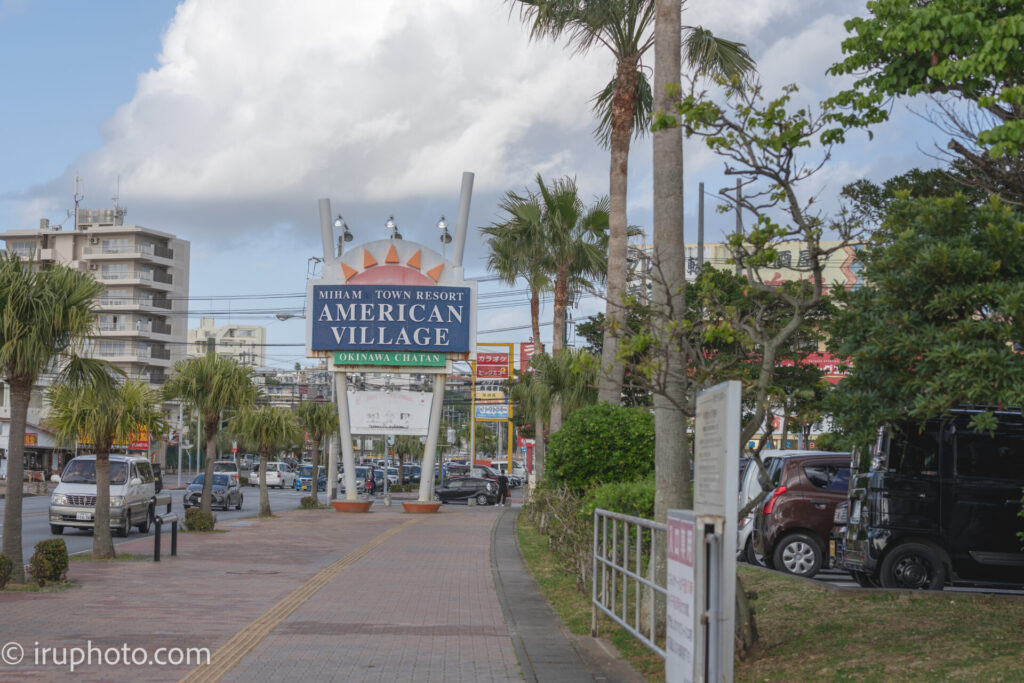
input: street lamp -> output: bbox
[275,312,303,321]
[334,215,353,256]
[438,216,452,261]
[386,216,402,240]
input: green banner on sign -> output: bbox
[333,350,447,367]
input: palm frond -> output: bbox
[682,26,756,83]
[592,71,653,147]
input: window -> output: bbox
[804,464,852,491]
[8,241,35,257]
[98,341,126,356]
[102,238,129,253]
[888,423,940,475]
[135,460,153,483]
[237,329,255,337]
[101,263,129,279]
[804,465,831,489]
[956,433,1024,481]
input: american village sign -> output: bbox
[305,174,478,511]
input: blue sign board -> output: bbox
[311,284,471,353]
[475,404,510,420]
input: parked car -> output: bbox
[434,477,498,505]
[295,465,326,492]
[752,452,851,578]
[836,409,1024,590]
[213,460,240,485]
[49,454,157,537]
[249,461,295,489]
[184,473,243,511]
[737,452,824,564]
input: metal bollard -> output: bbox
[153,513,179,562]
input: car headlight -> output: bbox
[51,493,67,505]
[110,496,125,507]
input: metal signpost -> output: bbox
[473,343,514,470]
[668,380,740,682]
[305,173,478,507]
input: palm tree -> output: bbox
[482,200,551,352]
[46,378,166,558]
[509,368,551,479]
[510,0,754,404]
[230,405,300,518]
[0,253,106,581]
[163,353,256,515]
[393,435,424,486]
[295,400,339,506]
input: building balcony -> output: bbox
[94,270,174,290]
[151,320,173,335]
[97,296,173,312]
[82,244,174,263]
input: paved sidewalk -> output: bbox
[0,499,643,682]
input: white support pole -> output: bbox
[318,198,336,268]
[418,373,446,502]
[335,373,358,501]
[450,172,474,269]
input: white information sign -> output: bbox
[348,390,432,436]
[693,380,741,682]
[666,509,697,683]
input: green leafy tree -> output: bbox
[46,378,166,558]
[164,353,257,514]
[577,310,651,406]
[828,194,1024,440]
[230,406,300,518]
[509,367,552,479]
[828,0,1024,203]
[547,403,654,490]
[0,254,107,581]
[510,0,754,404]
[295,401,339,507]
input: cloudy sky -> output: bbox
[0,0,940,368]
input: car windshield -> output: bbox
[299,466,313,477]
[191,474,230,486]
[214,462,237,472]
[60,460,129,485]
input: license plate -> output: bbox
[76,512,92,521]
[829,540,836,558]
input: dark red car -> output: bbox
[752,452,851,578]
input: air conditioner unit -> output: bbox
[89,263,98,270]
[89,236,99,244]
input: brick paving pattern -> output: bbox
[0,501,522,682]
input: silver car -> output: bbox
[49,455,156,537]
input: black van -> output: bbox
[837,408,1024,590]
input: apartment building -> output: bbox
[187,317,266,368]
[0,207,191,385]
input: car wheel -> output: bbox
[137,508,152,533]
[236,494,243,511]
[743,537,764,567]
[850,570,879,588]
[50,524,64,535]
[772,532,823,577]
[879,542,945,590]
[476,493,488,506]
[117,511,132,538]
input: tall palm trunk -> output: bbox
[551,266,570,432]
[309,437,321,505]
[651,0,689,638]
[200,414,218,514]
[533,410,546,481]
[258,452,272,518]
[529,287,542,352]
[599,58,640,405]
[93,450,115,559]
[2,381,31,582]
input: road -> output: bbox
[746,562,1024,596]
[0,485,315,560]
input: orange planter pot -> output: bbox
[332,500,373,513]
[402,502,441,514]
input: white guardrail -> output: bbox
[591,508,667,658]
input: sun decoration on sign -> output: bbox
[339,243,444,287]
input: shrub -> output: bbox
[0,554,12,590]
[547,403,654,490]
[185,508,216,532]
[523,483,592,591]
[583,475,656,521]
[299,496,322,509]
[29,539,68,586]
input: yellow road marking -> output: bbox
[180,516,424,682]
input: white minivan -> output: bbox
[49,454,157,537]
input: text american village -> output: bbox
[316,286,467,347]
